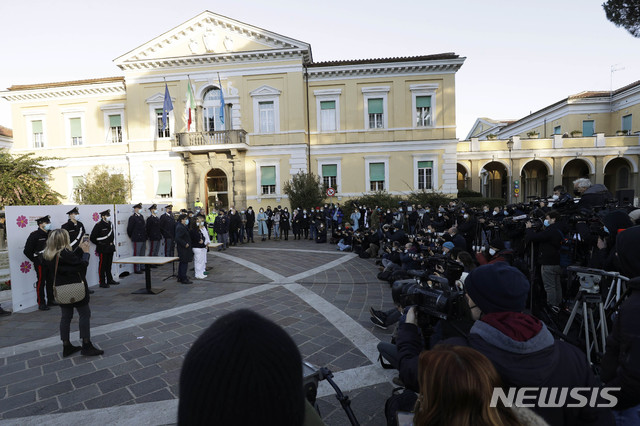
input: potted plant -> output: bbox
[526,130,539,139]
[616,130,629,136]
[571,130,583,137]
[487,133,497,140]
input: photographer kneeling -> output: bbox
[396,263,614,426]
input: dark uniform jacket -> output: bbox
[90,220,116,254]
[61,220,85,250]
[146,215,162,241]
[24,228,49,264]
[245,209,256,227]
[190,227,208,249]
[159,212,176,239]
[127,213,147,242]
[175,223,193,262]
[229,212,241,232]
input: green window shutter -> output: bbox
[109,115,121,128]
[554,126,561,135]
[156,170,172,195]
[416,96,431,108]
[32,120,43,133]
[622,115,632,132]
[72,176,83,188]
[320,100,335,110]
[322,164,337,177]
[582,120,595,137]
[417,161,433,169]
[369,163,385,181]
[261,166,276,186]
[70,118,82,137]
[155,108,163,115]
[368,98,383,114]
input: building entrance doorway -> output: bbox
[206,168,229,210]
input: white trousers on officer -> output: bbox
[193,247,207,279]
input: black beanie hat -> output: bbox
[178,309,305,426]
[465,263,530,314]
[616,225,640,279]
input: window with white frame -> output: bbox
[415,96,432,127]
[622,114,632,134]
[258,101,275,133]
[260,165,277,194]
[320,101,337,132]
[410,84,437,128]
[71,176,83,203]
[321,164,338,190]
[250,85,281,134]
[108,114,122,143]
[69,117,83,146]
[32,120,44,148]
[417,161,433,190]
[368,98,384,129]
[363,87,389,130]
[156,109,170,138]
[369,162,385,191]
[156,170,172,198]
[582,120,595,137]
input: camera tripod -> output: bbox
[562,267,608,365]
[303,361,360,426]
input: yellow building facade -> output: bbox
[2,11,465,211]
[460,81,640,204]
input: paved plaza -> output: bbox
[0,240,398,425]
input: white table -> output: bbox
[207,243,223,249]
[114,256,179,294]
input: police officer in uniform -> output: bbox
[61,207,85,251]
[159,204,176,257]
[127,203,147,274]
[24,215,53,310]
[90,209,118,288]
[146,204,162,258]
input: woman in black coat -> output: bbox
[175,214,193,284]
[43,229,103,357]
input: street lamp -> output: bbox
[506,137,514,204]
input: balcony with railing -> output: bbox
[172,130,248,151]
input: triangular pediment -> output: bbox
[249,85,281,96]
[146,93,176,104]
[114,11,311,67]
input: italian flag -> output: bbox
[187,80,196,131]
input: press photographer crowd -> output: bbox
[6,176,640,426]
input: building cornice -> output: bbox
[1,81,126,102]
[306,58,465,80]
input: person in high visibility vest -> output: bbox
[194,198,204,215]
[206,209,218,243]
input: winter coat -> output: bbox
[397,315,614,426]
[525,223,562,265]
[601,277,640,410]
[159,212,176,239]
[257,212,268,235]
[280,211,291,231]
[44,248,90,307]
[175,223,193,262]
[145,215,162,241]
[350,212,361,231]
[90,219,115,254]
[245,209,256,227]
[229,212,241,232]
[213,215,230,234]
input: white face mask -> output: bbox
[463,214,469,219]
[71,214,79,220]
[552,194,559,200]
[104,216,111,222]
[153,210,158,214]
[185,219,190,225]
[489,248,496,256]
[492,211,498,216]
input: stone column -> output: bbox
[229,149,247,209]
[595,156,605,185]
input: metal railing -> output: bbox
[173,130,247,147]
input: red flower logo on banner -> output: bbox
[16,215,28,228]
[93,212,100,222]
[20,261,32,274]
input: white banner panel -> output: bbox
[114,204,168,277]
[6,204,113,312]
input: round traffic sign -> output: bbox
[326,187,336,197]
[514,189,520,194]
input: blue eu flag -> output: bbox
[162,83,173,131]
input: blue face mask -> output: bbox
[44,223,52,231]
[603,226,609,234]
[503,211,508,216]
[543,219,550,227]
[185,219,189,226]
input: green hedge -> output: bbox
[459,197,505,209]
[457,188,483,198]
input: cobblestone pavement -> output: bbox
[0,239,398,425]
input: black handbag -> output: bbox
[53,254,87,305]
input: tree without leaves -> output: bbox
[282,171,326,210]
[0,150,61,208]
[603,0,640,37]
[74,166,132,205]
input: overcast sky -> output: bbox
[1,0,638,139]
